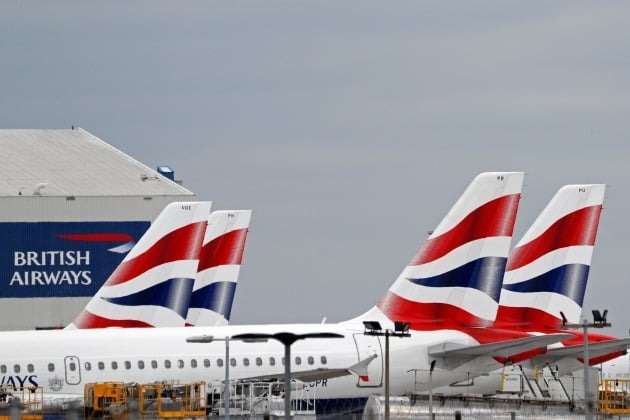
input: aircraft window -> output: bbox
[203,359,210,368]
[243,358,250,367]
[164,360,171,369]
[98,362,105,370]
[0,365,5,374]
[151,360,158,369]
[125,361,131,370]
[217,359,224,368]
[191,359,197,368]
[47,363,54,372]
[69,363,76,372]
[27,364,34,373]
[269,357,275,366]
[13,365,20,374]
[321,356,327,365]
[138,361,145,370]
[256,357,262,366]
[295,357,301,365]
[230,358,236,367]
[281,357,285,366]
[111,361,118,370]
[84,362,91,371]
[177,360,184,369]
[308,356,314,365]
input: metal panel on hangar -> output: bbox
[0,127,196,330]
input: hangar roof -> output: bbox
[0,127,194,197]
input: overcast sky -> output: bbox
[2,1,629,337]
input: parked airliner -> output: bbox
[67,202,251,329]
[0,172,571,415]
[434,184,629,396]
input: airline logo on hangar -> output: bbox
[9,233,136,287]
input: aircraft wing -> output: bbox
[236,354,378,383]
[544,337,630,359]
[428,333,574,370]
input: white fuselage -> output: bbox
[0,323,485,402]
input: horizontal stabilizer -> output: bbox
[546,338,630,359]
[237,354,378,383]
[428,333,573,370]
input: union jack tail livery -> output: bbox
[186,210,252,327]
[496,184,605,330]
[67,201,212,329]
[357,172,524,329]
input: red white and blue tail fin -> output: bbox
[353,172,524,328]
[185,210,252,327]
[496,184,605,330]
[67,201,211,329]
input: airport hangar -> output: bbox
[0,127,195,330]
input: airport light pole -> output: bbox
[429,359,436,420]
[363,321,411,420]
[561,309,611,420]
[231,332,344,419]
[186,334,268,419]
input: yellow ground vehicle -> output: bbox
[84,382,128,419]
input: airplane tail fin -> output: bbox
[355,172,524,329]
[496,184,605,330]
[185,210,252,327]
[67,201,211,329]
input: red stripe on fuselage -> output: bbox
[377,291,494,329]
[197,228,248,272]
[378,292,557,364]
[506,205,602,271]
[494,305,565,330]
[104,221,207,286]
[409,194,521,266]
[72,310,154,328]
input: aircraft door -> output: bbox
[64,356,81,385]
[352,333,383,387]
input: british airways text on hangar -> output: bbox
[0,221,149,297]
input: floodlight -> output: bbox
[394,321,410,333]
[363,321,382,332]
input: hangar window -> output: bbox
[243,358,250,367]
[203,359,210,368]
[98,362,104,371]
[269,357,276,366]
[256,357,262,367]
[138,361,145,370]
[321,356,327,365]
[111,361,118,370]
[27,364,34,373]
[85,362,91,371]
[295,357,301,366]
[308,356,314,365]
[0,365,5,374]
[124,361,131,370]
[217,359,224,368]
[164,360,171,369]
[177,360,184,369]
[48,363,55,372]
[151,360,158,369]
[13,365,20,374]
[191,359,197,368]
